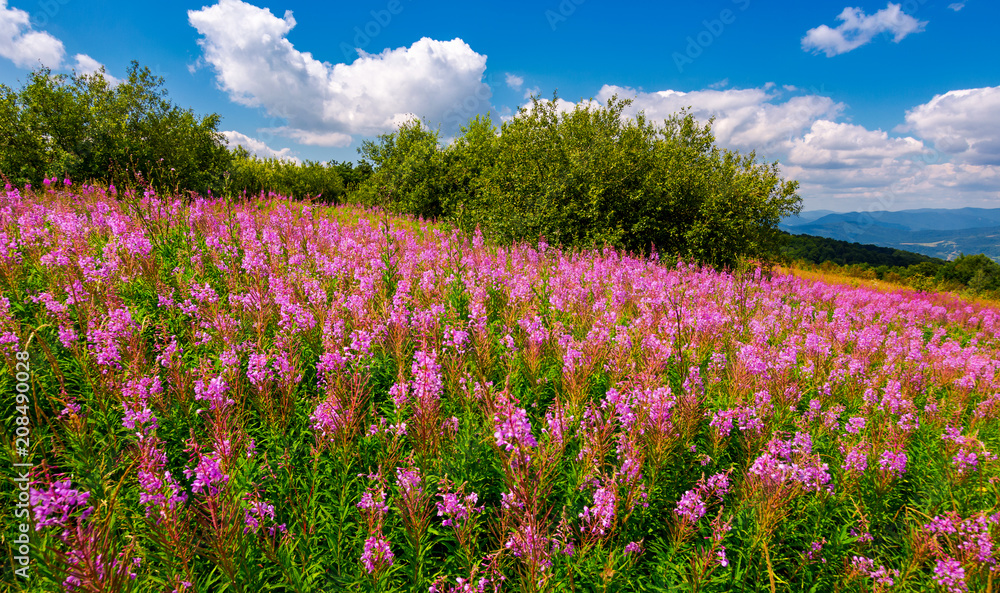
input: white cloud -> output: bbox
[802,3,926,57]
[948,2,965,10]
[594,85,843,153]
[901,86,1000,166]
[787,120,927,168]
[708,78,730,90]
[0,0,64,68]
[222,130,300,162]
[523,86,540,99]
[188,0,491,146]
[505,73,523,90]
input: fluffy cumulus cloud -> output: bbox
[592,84,843,154]
[222,130,299,162]
[902,86,1000,165]
[787,120,926,168]
[802,3,926,57]
[505,73,523,90]
[0,0,64,68]
[0,0,113,80]
[188,0,491,146]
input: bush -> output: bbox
[227,148,347,203]
[357,95,802,268]
[0,62,230,194]
[354,119,451,216]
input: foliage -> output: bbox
[354,119,452,216]
[226,148,348,203]
[356,96,801,268]
[0,62,230,194]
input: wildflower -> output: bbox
[30,480,92,529]
[878,449,908,479]
[579,485,616,537]
[184,451,229,496]
[933,558,967,593]
[360,535,394,574]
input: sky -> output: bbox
[0,0,998,212]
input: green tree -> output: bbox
[351,95,801,267]
[938,254,1000,293]
[462,95,801,267]
[227,147,346,202]
[354,118,450,217]
[0,62,230,194]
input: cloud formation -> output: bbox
[903,86,1000,165]
[787,120,926,168]
[505,73,523,90]
[802,3,926,57]
[73,53,120,84]
[0,0,113,80]
[0,0,64,68]
[593,85,843,154]
[188,0,491,146]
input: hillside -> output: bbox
[781,207,1000,262]
[780,231,945,267]
[9,186,1000,591]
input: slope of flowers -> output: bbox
[2,184,1000,592]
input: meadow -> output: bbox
[2,182,1000,592]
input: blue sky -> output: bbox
[1,0,998,211]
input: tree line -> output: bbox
[784,232,1000,297]
[0,62,366,202]
[1,62,803,268]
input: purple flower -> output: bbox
[580,485,617,536]
[933,557,968,593]
[436,491,478,528]
[675,489,706,524]
[244,499,277,535]
[842,445,868,476]
[193,376,233,412]
[493,404,537,452]
[395,467,422,497]
[878,449,908,479]
[29,480,92,529]
[357,489,390,515]
[844,416,866,434]
[184,452,229,496]
[360,535,394,574]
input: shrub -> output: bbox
[0,62,230,194]
[357,95,801,268]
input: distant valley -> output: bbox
[780,207,1000,262]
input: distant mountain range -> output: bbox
[780,208,1000,262]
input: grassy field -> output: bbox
[3,184,1000,592]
